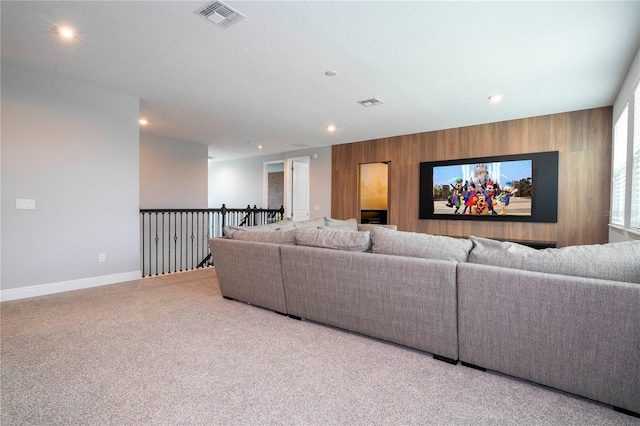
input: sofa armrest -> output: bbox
[209,238,287,314]
[457,262,640,413]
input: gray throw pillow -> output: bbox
[468,236,640,284]
[325,217,358,231]
[319,224,359,232]
[223,218,294,237]
[295,228,371,252]
[231,228,297,245]
[371,227,472,262]
[293,217,326,228]
[357,224,398,232]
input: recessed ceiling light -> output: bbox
[257,145,263,149]
[488,94,503,103]
[325,71,338,77]
[139,119,148,125]
[57,26,75,39]
[326,125,336,132]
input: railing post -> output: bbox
[141,212,146,277]
[172,213,177,273]
[221,204,227,237]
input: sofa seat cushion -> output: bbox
[468,236,640,284]
[295,228,371,252]
[371,227,472,262]
[231,228,297,244]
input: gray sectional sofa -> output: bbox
[209,219,640,416]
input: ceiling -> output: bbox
[2,1,639,161]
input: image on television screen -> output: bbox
[432,159,532,216]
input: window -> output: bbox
[611,105,628,226]
[631,84,640,229]
[611,77,640,235]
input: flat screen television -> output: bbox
[419,151,558,223]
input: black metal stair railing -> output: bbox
[139,204,284,277]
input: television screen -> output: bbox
[419,151,558,223]
[433,159,532,216]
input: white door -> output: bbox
[291,160,310,221]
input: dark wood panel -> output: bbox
[332,107,613,247]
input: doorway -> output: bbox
[263,161,285,209]
[359,162,389,224]
[264,156,310,220]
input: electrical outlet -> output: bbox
[98,253,106,263]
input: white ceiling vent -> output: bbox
[196,1,245,29]
[358,98,384,107]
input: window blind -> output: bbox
[631,85,640,229]
[611,106,628,226]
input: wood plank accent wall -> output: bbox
[331,107,612,247]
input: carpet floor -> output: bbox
[1,268,637,425]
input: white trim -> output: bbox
[608,224,640,239]
[0,271,142,302]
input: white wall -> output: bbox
[1,63,141,299]
[303,146,332,219]
[209,153,283,209]
[140,134,208,209]
[209,146,332,218]
[610,47,640,243]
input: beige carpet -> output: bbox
[1,268,636,425]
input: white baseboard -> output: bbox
[0,271,142,302]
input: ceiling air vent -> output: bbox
[196,1,245,29]
[358,98,384,107]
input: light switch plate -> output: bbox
[16,199,36,210]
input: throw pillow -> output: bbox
[325,217,358,231]
[231,228,297,245]
[357,224,398,232]
[223,218,294,237]
[371,227,473,262]
[468,236,640,284]
[293,217,326,228]
[295,228,372,252]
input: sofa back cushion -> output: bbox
[295,228,371,252]
[468,236,640,284]
[231,228,297,245]
[371,227,473,262]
